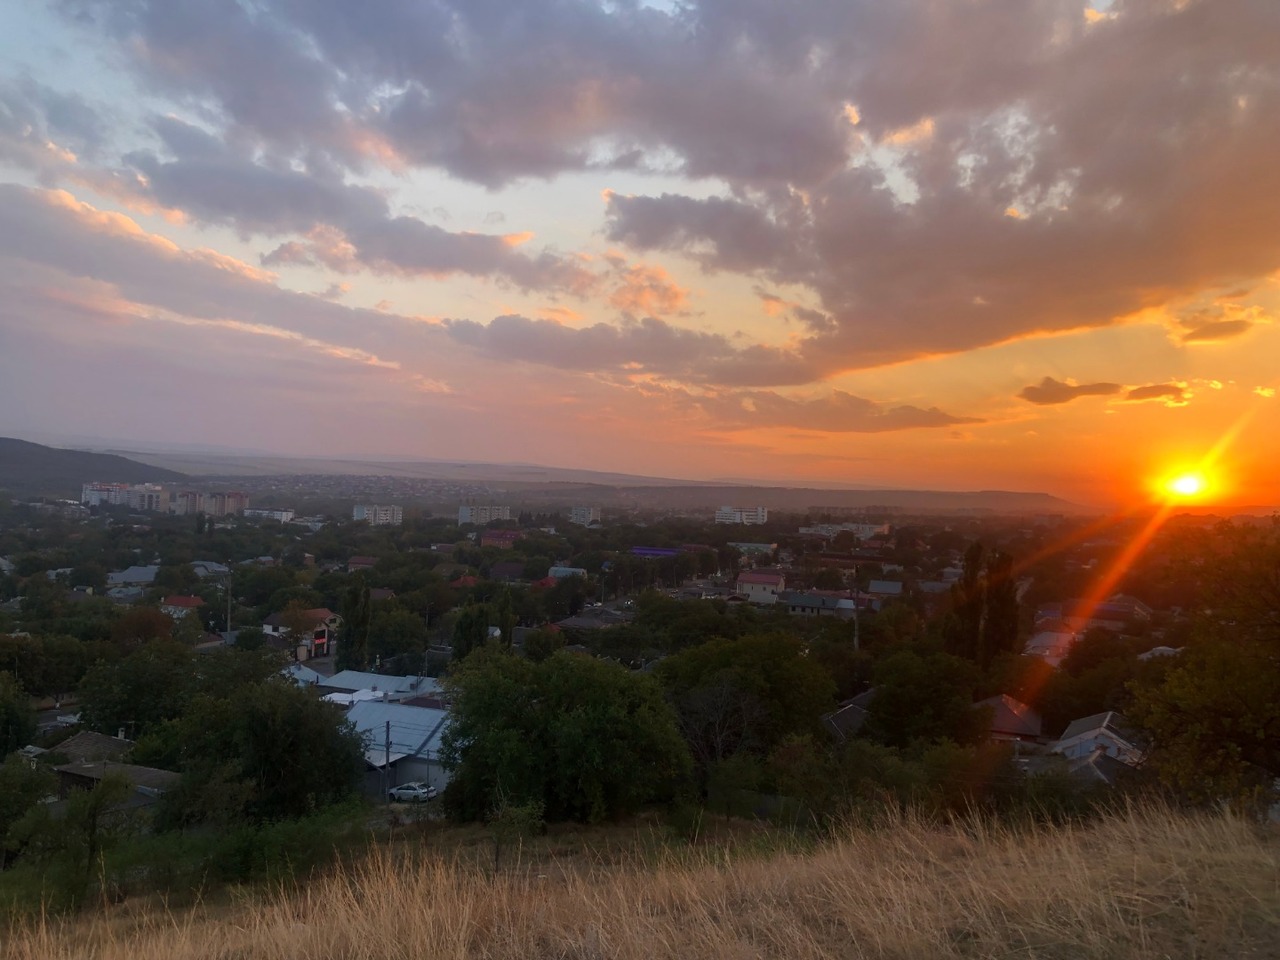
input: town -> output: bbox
[1,453,1276,919]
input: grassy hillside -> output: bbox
[0,438,187,498]
[7,805,1278,960]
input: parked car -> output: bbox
[388,782,437,802]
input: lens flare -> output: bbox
[1166,473,1205,498]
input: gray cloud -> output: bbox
[0,77,108,173]
[1181,319,1254,343]
[1125,382,1192,405]
[34,0,1280,381]
[438,313,815,387]
[1017,376,1122,405]
[698,389,981,433]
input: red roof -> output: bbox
[737,571,785,585]
[530,576,558,589]
[450,575,479,588]
[162,595,205,608]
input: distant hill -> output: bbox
[0,437,188,499]
[115,449,1086,515]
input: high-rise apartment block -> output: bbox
[353,504,404,526]
[569,506,601,526]
[458,504,511,525]
[714,505,769,525]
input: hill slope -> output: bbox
[0,437,187,498]
[8,805,1276,959]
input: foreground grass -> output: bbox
[7,804,1279,960]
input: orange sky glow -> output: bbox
[0,0,1276,512]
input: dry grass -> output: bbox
[7,804,1279,960]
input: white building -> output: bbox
[569,506,601,526]
[353,504,403,526]
[82,482,170,512]
[458,504,510,525]
[735,570,786,604]
[715,505,769,525]
[798,522,890,539]
[244,507,296,523]
[81,482,130,507]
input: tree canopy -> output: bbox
[441,647,690,823]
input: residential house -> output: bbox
[822,689,876,741]
[318,671,440,703]
[347,556,378,573]
[106,565,159,588]
[54,760,179,808]
[1024,622,1079,667]
[480,529,524,549]
[56,730,134,763]
[736,569,786,604]
[1051,711,1145,765]
[261,607,342,660]
[780,590,856,620]
[488,560,526,582]
[190,560,230,580]
[976,694,1042,742]
[282,662,327,687]
[346,700,452,795]
[547,565,588,579]
[160,595,205,620]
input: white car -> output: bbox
[388,782,438,802]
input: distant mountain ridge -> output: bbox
[0,438,188,498]
[116,449,1087,515]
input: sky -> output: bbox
[0,0,1277,508]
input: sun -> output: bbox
[1165,472,1207,499]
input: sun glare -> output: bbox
[1165,473,1207,499]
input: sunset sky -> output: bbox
[1,0,1277,508]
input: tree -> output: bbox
[338,577,372,671]
[0,672,35,756]
[980,550,1019,671]
[77,640,193,737]
[452,602,490,661]
[441,647,690,823]
[162,680,365,826]
[0,754,55,867]
[863,646,986,748]
[109,607,175,653]
[1130,639,1280,811]
[8,773,132,900]
[811,567,846,591]
[658,634,836,760]
[946,542,985,662]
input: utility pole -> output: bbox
[853,564,860,652]
[383,720,391,801]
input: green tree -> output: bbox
[338,576,372,671]
[162,680,365,826]
[77,640,193,737]
[0,754,55,866]
[441,647,690,823]
[658,634,836,760]
[863,646,986,748]
[452,602,490,661]
[0,671,35,755]
[980,550,1019,671]
[946,541,986,662]
[1130,639,1280,811]
[109,607,175,653]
